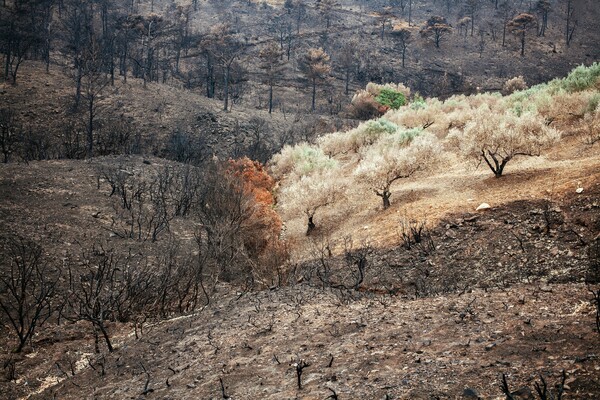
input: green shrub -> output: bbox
[505,84,548,116]
[365,118,400,134]
[410,93,427,110]
[553,62,600,93]
[270,143,337,178]
[377,127,423,147]
[376,88,406,110]
[391,127,422,144]
[586,92,600,113]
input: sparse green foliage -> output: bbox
[376,88,406,110]
[448,105,560,177]
[270,143,337,179]
[551,62,600,93]
[318,118,402,155]
[349,82,411,119]
[354,131,441,209]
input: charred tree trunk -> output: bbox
[311,77,316,112]
[345,69,350,95]
[87,94,94,157]
[223,64,230,111]
[306,215,316,235]
[268,83,273,114]
[377,189,392,210]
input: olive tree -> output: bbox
[279,169,343,235]
[354,130,441,210]
[271,143,340,234]
[448,105,560,177]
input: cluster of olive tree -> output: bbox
[270,64,600,245]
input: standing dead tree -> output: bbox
[565,0,577,46]
[0,236,59,353]
[343,237,372,290]
[293,358,310,389]
[202,24,245,111]
[299,47,331,113]
[66,245,130,353]
[420,16,452,48]
[0,1,44,84]
[80,37,111,158]
[391,27,411,68]
[500,371,566,400]
[99,165,175,242]
[259,42,286,114]
[0,108,21,163]
[508,13,538,56]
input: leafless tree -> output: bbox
[0,108,21,163]
[391,27,411,68]
[202,24,245,111]
[293,358,310,389]
[376,8,396,40]
[80,37,111,158]
[193,163,256,282]
[66,245,129,353]
[100,165,174,242]
[268,13,293,60]
[462,0,480,37]
[0,236,59,353]
[0,1,44,84]
[259,42,286,114]
[565,0,576,46]
[316,0,338,30]
[334,39,358,95]
[497,1,515,47]
[535,0,551,36]
[62,0,92,110]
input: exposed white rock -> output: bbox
[476,203,491,211]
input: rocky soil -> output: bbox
[5,282,599,400]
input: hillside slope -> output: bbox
[20,283,600,399]
[0,136,598,399]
